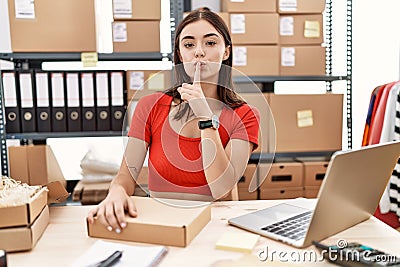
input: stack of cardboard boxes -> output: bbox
[217,0,325,76]
[0,187,49,252]
[112,0,161,53]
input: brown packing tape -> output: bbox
[46,181,70,204]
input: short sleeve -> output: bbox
[127,94,159,144]
[230,104,260,151]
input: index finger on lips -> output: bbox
[193,62,201,85]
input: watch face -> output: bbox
[211,115,220,129]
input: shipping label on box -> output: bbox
[278,0,325,14]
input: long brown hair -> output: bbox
[164,7,245,120]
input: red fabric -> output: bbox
[128,93,260,195]
[374,206,400,229]
[368,82,397,145]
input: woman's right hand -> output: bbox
[87,184,137,233]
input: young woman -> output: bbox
[87,7,260,233]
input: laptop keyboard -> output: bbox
[261,211,313,241]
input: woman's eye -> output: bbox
[184,43,194,48]
[206,40,217,46]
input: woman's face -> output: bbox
[178,19,230,83]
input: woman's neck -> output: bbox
[201,82,219,99]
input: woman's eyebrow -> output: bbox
[181,33,221,41]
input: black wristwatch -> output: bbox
[198,114,220,130]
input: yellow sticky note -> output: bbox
[148,73,165,91]
[297,110,313,128]
[304,21,320,38]
[216,232,259,253]
[81,52,98,67]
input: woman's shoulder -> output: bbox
[234,103,260,117]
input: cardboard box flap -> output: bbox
[46,181,70,204]
[30,205,50,249]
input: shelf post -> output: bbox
[346,0,353,148]
[0,69,9,176]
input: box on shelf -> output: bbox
[277,0,325,14]
[260,187,304,200]
[9,145,66,187]
[0,187,47,229]
[87,196,211,247]
[126,70,173,102]
[233,45,279,76]
[73,167,149,204]
[268,93,343,153]
[8,0,96,52]
[303,161,329,186]
[230,13,279,45]
[112,21,160,53]
[222,0,276,13]
[113,0,161,21]
[0,205,49,252]
[280,45,326,75]
[239,93,270,153]
[304,185,320,198]
[259,162,303,189]
[220,164,258,201]
[279,14,323,45]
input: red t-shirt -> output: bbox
[128,92,259,195]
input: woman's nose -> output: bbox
[195,46,205,58]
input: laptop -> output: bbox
[228,141,400,248]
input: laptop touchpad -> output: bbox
[253,204,311,225]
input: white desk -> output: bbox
[7,200,400,267]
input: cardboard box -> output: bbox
[239,93,270,153]
[0,187,47,228]
[280,45,326,75]
[233,45,279,76]
[8,0,96,52]
[112,21,160,53]
[268,93,343,153]
[9,145,66,187]
[277,0,325,14]
[259,162,303,189]
[231,13,278,45]
[113,0,161,20]
[87,196,211,247]
[260,187,304,199]
[126,70,172,102]
[303,161,329,186]
[0,205,49,252]
[222,0,276,13]
[73,167,149,204]
[279,14,323,45]
[304,185,320,198]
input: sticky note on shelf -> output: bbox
[215,232,259,253]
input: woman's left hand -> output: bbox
[177,63,213,118]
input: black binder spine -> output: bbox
[50,72,67,132]
[2,71,21,133]
[81,72,96,131]
[95,72,111,131]
[66,72,82,132]
[17,70,36,133]
[34,71,51,132]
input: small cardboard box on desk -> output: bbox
[87,196,211,247]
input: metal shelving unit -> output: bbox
[0,0,353,176]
